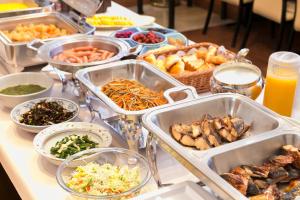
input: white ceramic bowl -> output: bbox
[11,97,79,133]
[33,122,112,165]
[0,72,54,109]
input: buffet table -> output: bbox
[1,2,300,200]
[0,2,199,200]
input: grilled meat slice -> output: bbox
[180,135,195,147]
[180,124,193,134]
[242,165,270,178]
[230,127,238,138]
[201,119,211,136]
[191,124,202,138]
[200,119,222,147]
[213,118,223,130]
[247,179,261,196]
[250,185,280,200]
[222,115,233,129]
[231,117,245,133]
[282,145,300,169]
[253,179,269,190]
[269,155,294,167]
[194,137,210,150]
[231,166,251,179]
[281,165,300,182]
[171,124,183,141]
[221,172,249,196]
[218,128,236,142]
[267,167,289,184]
[207,134,221,147]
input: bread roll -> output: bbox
[205,46,217,63]
[209,55,227,65]
[144,54,157,65]
[165,54,181,70]
[155,59,167,72]
[169,61,185,74]
[196,48,208,59]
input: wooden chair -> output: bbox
[203,0,254,47]
[288,0,300,50]
[240,0,295,50]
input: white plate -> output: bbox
[131,181,216,200]
[33,122,112,165]
[11,97,79,133]
[89,15,155,30]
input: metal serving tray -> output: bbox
[199,131,300,200]
[75,59,193,117]
[142,93,289,157]
[131,181,217,200]
[0,12,95,71]
[0,0,53,18]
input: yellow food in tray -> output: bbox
[86,15,134,27]
[2,23,69,42]
[0,3,34,12]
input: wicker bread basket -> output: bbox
[138,42,235,93]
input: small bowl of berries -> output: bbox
[130,31,167,47]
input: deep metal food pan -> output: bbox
[75,59,197,117]
[30,35,141,73]
[199,132,300,200]
[0,12,95,70]
[0,0,53,18]
[142,93,289,157]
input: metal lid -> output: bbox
[62,0,103,16]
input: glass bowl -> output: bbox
[56,147,152,199]
[130,31,167,47]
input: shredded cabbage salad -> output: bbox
[67,162,141,196]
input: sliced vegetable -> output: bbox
[50,135,98,159]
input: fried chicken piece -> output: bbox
[221,173,249,196]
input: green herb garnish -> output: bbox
[0,84,46,95]
[19,100,75,126]
[50,135,98,159]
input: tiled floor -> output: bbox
[129,3,233,32]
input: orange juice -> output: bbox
[263,52,300,116]
[263,68,298,116]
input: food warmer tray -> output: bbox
[75,59,197,150]
[75,59,197,117]
[0,12,95,72]
[142,93,298,199]
[200,131,300,200]
[131,181,217,200]
[0,0,54,18]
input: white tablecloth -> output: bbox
[0,2,199,200]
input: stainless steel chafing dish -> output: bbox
[0,0,54,18]
[142,93,297,197]
[76,59,196,117]
[28,35,141,73]
[199,131,300,200]
[143,93,290,156]
[76,60,197,152]
[0,0,100,73]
